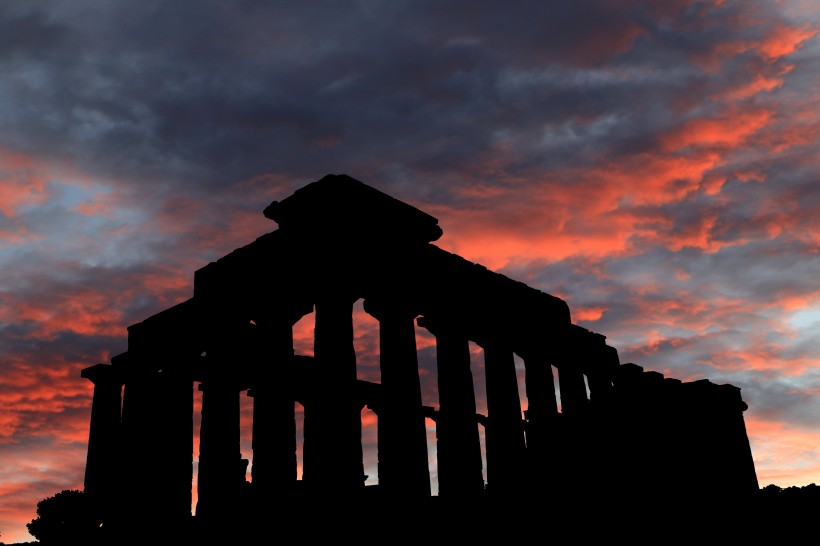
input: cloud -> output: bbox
[0,0,819,540]
[746,416,820,487]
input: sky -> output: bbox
[1,0,820,541]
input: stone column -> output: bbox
[610,364,662,500]
[659,377,685,496]
[556,326,591,416]
[584,337,617,407]
[482,339,526,496]
[522,349,558,452]
[365,298,430,497]
[610,362,643,492]
[196,364,245,520]
[520,349,558,491]
[417,316,484,498]
[117,357,165,530]
[639,370,666,494]
[81,364,123,512]
[302,295,364,492]
[557,366,588,416]
[154,362,195,523]
[248,313,298,497]
[569,336,618,502]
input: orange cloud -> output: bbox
[424,128,754,264]
[1,290,126,340]
[660,109,774,153]
[0,147,51,218]
[0,370,95,447]
[429,182,634,268]
[137,269,194,308]
[723,73,784,100]
[361,410,378,428]
[692,11,817,73]
[745,417,820,487]
[776,293,820,312]
[432,104,795,267]
[574,306,607,323]
[755,108,820,154]
[292,311,315,356]
[756,23,819,62]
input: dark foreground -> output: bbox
[8,485,819,545]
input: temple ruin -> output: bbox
[81,174,759,537]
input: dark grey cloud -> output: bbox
[0,0,799,200]
[722,369,820,429]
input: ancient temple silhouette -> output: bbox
[81,174,759,537]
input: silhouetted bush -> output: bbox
[756,482,820,506]
[26,489,101,544]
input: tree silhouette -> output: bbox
[27,489,102,544]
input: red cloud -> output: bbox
[0,147,51,218]
[757,23,819,62]
[745,417,820,487]
[699,13,817,70]
[660,109,774,153]
[724,73,785,101]
[431,153,729,266]
[4,293,126,340]
[0,361,95,446]
[709,339,819,376]
[573,306,608,323]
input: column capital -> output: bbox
[416,314,466,339]
[363,296,418,322]
[81,363,124,386]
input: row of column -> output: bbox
[83,300,614,528]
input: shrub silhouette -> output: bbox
[27,489,101,544]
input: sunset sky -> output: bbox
[2,0,820,541]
